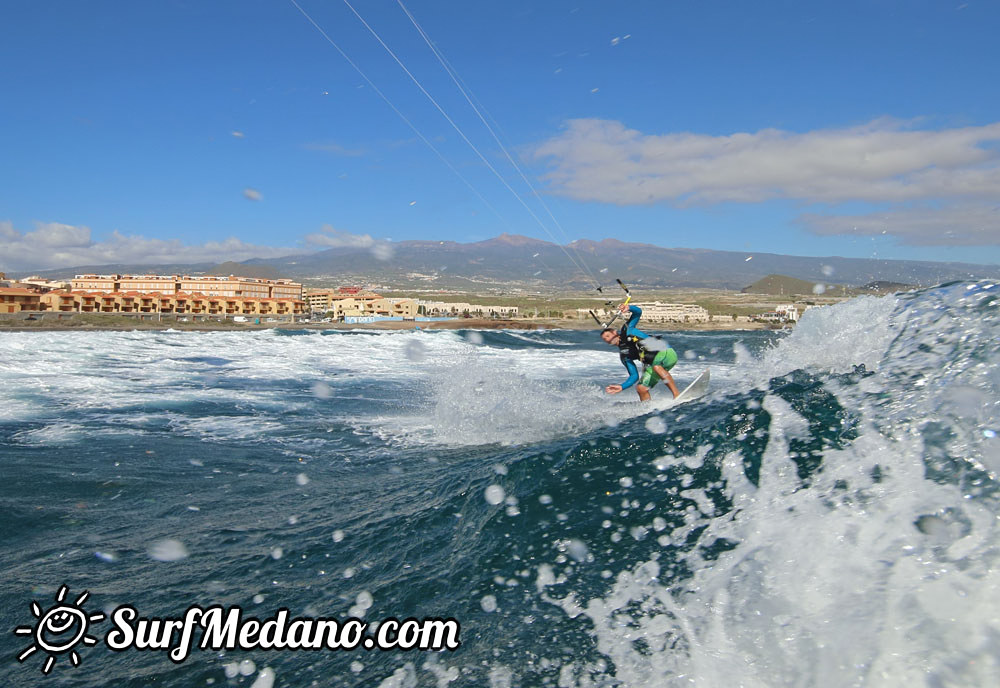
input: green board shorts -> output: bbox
[640,348,678,387]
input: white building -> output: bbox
[581,302,710,323]
[756,304,800,323]
[416,300,519,318]
[774,304,800,322]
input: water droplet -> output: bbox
[645,417,667,434]
[249,668,275,688]
[311,381,332,399]
[485,485,505,505]
[567,539,589,562]
[148,539,188,562]
[405,339,426,362]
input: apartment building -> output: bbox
[38,291,305,316]
[14,276,72,290]
[72,274,303,299]
[416,300,519,318]
[0,288,42,313]
[578,302,710,323]
[305,289,380,313]
[636,302,711,323]
[756,304,800,323]
[305,288,417,319]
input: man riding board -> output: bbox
[601,303,680,402]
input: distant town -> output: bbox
[0,269,842,329]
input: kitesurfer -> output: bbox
[601,303,680,401]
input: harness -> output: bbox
[618,326,663,366]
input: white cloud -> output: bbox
[531,118,1000,205]
[304,225,378,249]
[304,225,394,260]
[797,204,1000,246]
[0,221,300,273]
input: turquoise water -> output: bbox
[2,282,999,687]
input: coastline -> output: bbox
[0,315,773,333]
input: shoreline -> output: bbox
[0,315,774,333]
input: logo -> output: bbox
[11,586,460,677]
[14,585,105,674]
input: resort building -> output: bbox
[72,275,119,292]
[13,276,72,290]
[304,287,418,319]
[756,304,800,323]
[32,274,305,317]
[383,298,418,318]
[416,300,519,318]
[774,304,800,322]
[38,291,305,316]
[305,288,381,313]
[71,274,303,299]
[0,287,42,313]
[637,302,711,323]
[579,302,710,323]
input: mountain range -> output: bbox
[17,234,1000,291]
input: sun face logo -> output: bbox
[14,585,105,674]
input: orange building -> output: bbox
[72,274,303,299]
[38,290,305,316]
[71,275,119,292]
[0,287,42,313]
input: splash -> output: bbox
[535,283,1000,687]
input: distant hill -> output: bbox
[860,280,917,294]
[742,275,921,297]
[206,262,281,279]
[740,274,859,296]
[18,261,217,279]
[15,234,1000,291]
[742,274,821,296]
[250,235,998,290]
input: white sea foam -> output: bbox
[0,327,717,447]
[12,423,89,446]
[533,287,1000,687]
[736,295,897,385]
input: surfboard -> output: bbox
[643,368,711,411]
[673,367,710,404]
[613,368,710,410]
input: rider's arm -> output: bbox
[620,355,639,390]
[624,304,649,339]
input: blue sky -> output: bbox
[2,0,998,272]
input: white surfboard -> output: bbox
[673,367,710,404]
[643,368,711,411]
[614,368,711,410]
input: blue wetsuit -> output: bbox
[617,305,651,390]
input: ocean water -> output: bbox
[2,281,998,687]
